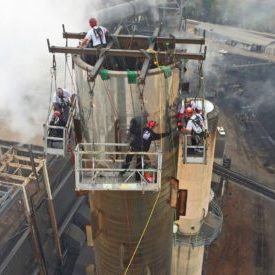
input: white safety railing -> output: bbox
[183,134,206,164]
[75,143,163,192]
[43,97,77,156]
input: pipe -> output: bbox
[96,0,166,25]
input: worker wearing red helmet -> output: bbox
[52,87,72,123]
[79,17,108,49]
[132,120,170,152]
[177,106,194,131]
[181,108,205,146]
[120,120,170,179]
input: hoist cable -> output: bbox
[64,38,68,88]
[102,80,119,119]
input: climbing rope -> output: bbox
[137,83,146,114]
[122,75,174,275]
[122,190,161,275]
[65,56,77,94]
[47,54,57,117]
[64,38,68,88]
[129,84,136,118]
[102,79,119,119]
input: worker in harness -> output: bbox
[177,99,202,131]
[79,17,108,64]
[52,87,71,123]
[177,106,193,131]
[120,120,170,181]
[79,17,108,48]
[181,108,205,148]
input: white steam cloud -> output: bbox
[0,0,105,143]
[3,0,272,143]
[0,0,165,143]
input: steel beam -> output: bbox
[48,45,205,60]
[63,32,205,45]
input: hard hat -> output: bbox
[185,107,193,116]
[146,120,157,129]
[53,111,61,117]
[144,171,154,183]
[89,18,97,27]
[144,165,156,183]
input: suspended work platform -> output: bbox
[75,143,162,192]
[178,97,215,164]
[43,96,77,157]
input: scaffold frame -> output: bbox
[75,143,163,192]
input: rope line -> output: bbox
[129,84,136,118]
[47,55,57,118]
[65,57,77,94]
[64,38,68,87]
[103,80,119,119]
[122,190,161,275]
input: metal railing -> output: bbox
[183,134,206,164]
[43,97,76,156]
[175,200,223,247]
[75,143,163,192]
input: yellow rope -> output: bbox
[122,190,161,275]
[159,75,164,148]
[123,59,175,275]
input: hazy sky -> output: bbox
[0,0,160,143]
[0,0,97,142]
[0,0,273,143]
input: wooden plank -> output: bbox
[63,32,205,45]
[49,46,205,60]
[9,154,42,163]
[86,225,94,247]
[169,178,179,208]
[0,172,28,183]
[5,162,34,171]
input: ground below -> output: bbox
[206,108,275,275]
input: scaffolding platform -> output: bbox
[75,143,163,192]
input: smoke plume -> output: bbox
[0,0,167,143]
[0,0,105,143]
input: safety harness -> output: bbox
[93,27,104,46]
